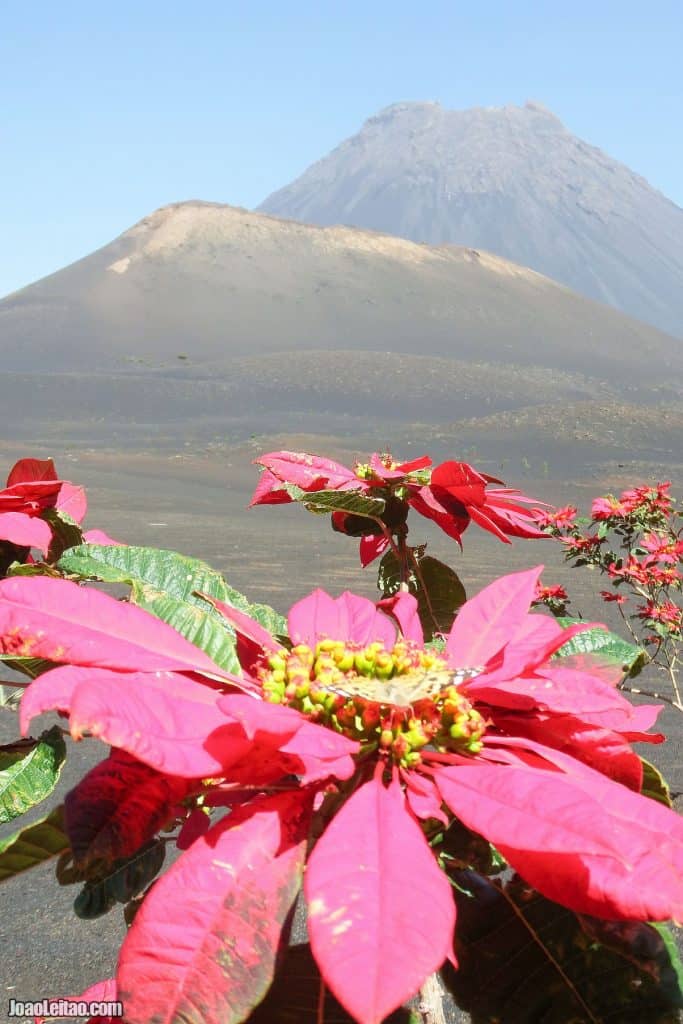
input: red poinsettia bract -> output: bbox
[251,449,548,565]
[6,567,683,1024]
[0,457,87,554]
[0,457,118,562]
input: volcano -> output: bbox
[259,101,683,337]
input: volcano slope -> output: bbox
[0,200,680,478]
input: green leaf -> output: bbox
[443,871,683,1023]
[0,726,66,823]
[0,806,69,882]
[248,943,416,1023]
[651,924,683,998]
[42,508,84,562]
[0,654,57,678]
[134,589,242,673]
[0,540,29,578]
[64,840,166,919]
[288,486,386,519]
[555,616,646,679]
[377,551,466,641]
[641,758,673,807]
[6,561,64,577]
[436,819,506,876]
[57,545,285,670]
[0,684,22,709]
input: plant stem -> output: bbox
[417,973,447,1024]
[316,976,326,1024]
[408,545,440,635]
[396,529,410,587]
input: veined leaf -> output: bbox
[43,507,84,562]
[555,616,646,678]
[284,484,386,519]
[0,654,56,678]
[651,923,683,999]
[57,544,285,669]
[132,589,241,673]
[444,871,683,1023]
[7,561,64,577]
[0,684,22,709]
[0,725,66,823]
[641,758,673,808]
[72,839,166,919]
[378,551,466,640]
[0,806,69,882]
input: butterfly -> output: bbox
[324,668,482,709]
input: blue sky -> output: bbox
[2,0,681,297]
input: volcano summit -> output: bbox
[259,101,683,336]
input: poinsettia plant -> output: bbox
[1,451,682,1024]
[251,449,548,641]
[251,448,547,561]
[536,482,683,710]
[0,456,117,578]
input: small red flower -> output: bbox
[591,495,630,520]
[533,504,578,530]
[637,600,682,630]
[533,582,569,613]
[619,482,672,515]
[609,556,681,587]
[534,583,568,602]
[600,590,628,605]
[563,534,602,554]
[642,533,683,564]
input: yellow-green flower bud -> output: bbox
[374,653,394,679]
[354,651,374,675]
[334,649,356,672]
[291,644,314,668]
[380,729,394,748]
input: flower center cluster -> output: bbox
[354,454,396,480]
[259,639,486,766]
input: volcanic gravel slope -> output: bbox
[0,201,681,457]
